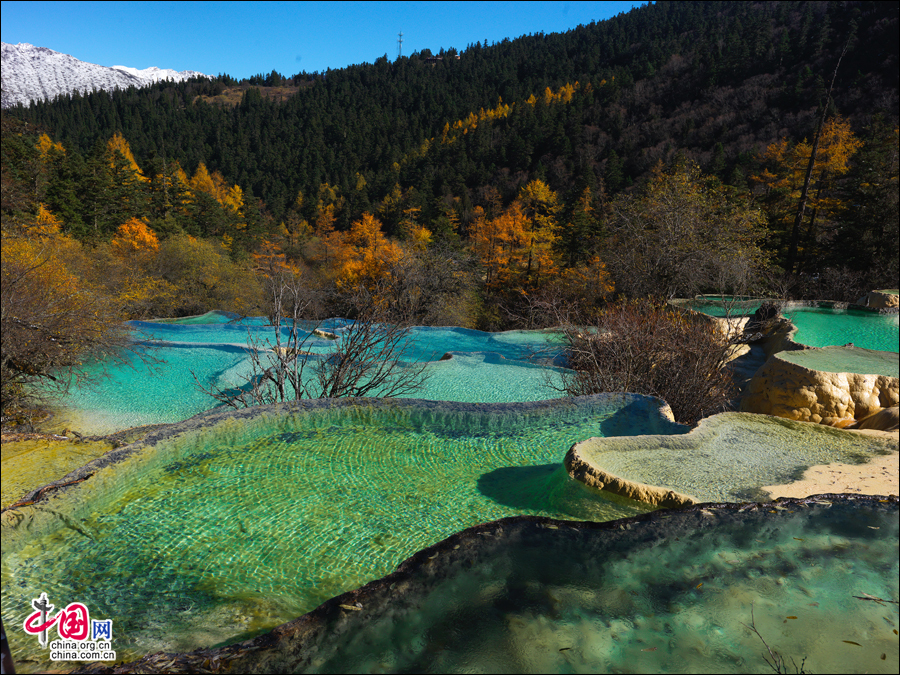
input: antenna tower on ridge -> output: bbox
[398,31,404,58]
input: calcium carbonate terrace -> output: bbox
[3,310,897,674]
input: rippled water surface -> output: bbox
[2,397,682,670]
[282,500,899,675]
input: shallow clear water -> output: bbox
[1,397,682,669]
[263,501,899,675]
[682,297,766,317]
[786,307,899,353]
[574,413,898,503]
[128,321,561,364]
[780,345,899,378]
[57,322,566,434]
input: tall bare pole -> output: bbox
[785,36,852,274]
[398,31,403,59]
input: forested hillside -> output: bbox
[6,2,896,226]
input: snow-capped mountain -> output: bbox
[111,64,209,84]
[1,42,210,108]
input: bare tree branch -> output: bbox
[193,271,429,407]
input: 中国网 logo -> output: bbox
[23,592,117,662]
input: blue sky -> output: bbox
[1,1,646,79]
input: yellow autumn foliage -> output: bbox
[36,133,65,159]
[189,163,244,212]
[34,204,62,237]
[107,132,148,182]
[332,212,402,291]
[111,218,159,257]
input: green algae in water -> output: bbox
[250,501,898,674]
[1,397,680,670]
[786,307,899,353]
[0,438,119,509]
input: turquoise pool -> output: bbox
[785,307,899,353]
[56,320,567,434]
[1,396,683,669]
[678,296,767,317]
[209,499,898,675]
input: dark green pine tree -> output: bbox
[78,141,118,239]
[106,146,150,231]
[605,150,625,194]
[43,143,85,235]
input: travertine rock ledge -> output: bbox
[741,347,899,424]
[857,290,900,309]
[565,445,698,507]
[563,412,897,506]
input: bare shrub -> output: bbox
[494,257,614,330]
[601,160,769,300]
[194,271,428,407]
[558,299,736,425]
[797,266,869,302]
[371,243,479,327]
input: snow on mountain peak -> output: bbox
[1,42,210,108]
[111,65,209,84]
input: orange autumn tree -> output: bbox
[252,238,303,279]
[36,133,65,160]
[1,208,129,415]
[189,163,244,213]
[332,212,402,293]
[751,115,863,272]
[33,203,63,237]
[469,202,529,287]
[518,179,560,282]
[106,218,175,318]
[107,132,148,182]
[469,180,561,288]
[111,217,159,257]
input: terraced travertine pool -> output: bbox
[214,499,897,675]
[6,315,897,673]
[677,300,898,353]
[778,345,900,378]
[2,396,682,669]
[677,296,767,317]
[785,307,899,353]
[55,318,567,434]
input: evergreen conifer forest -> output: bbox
[2,0,898,419]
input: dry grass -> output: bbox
[195,85,302,107]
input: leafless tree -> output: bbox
[194,272,429,407]
[555,299,736,425]
[601,160,769,301]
